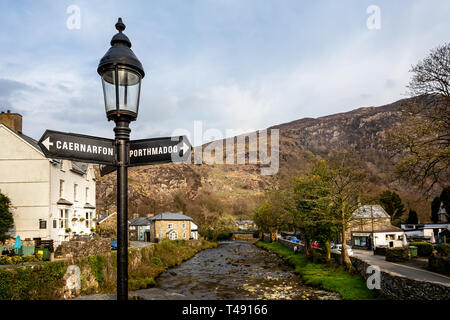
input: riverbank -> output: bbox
[131,240,341,300]
[0,239,217,300]
[256,241,382,300]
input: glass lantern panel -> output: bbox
[117,69,140,114]
[101,70,117,114]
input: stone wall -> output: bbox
[278,238,305,252]
[55,238,111,259]
[350,255,450,300]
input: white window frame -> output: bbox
[59,180,65,198]
[74,184,78,202]
[168,223,173,229]
[169,231,178,240]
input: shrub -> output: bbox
[410,242,434,257]
[386,247,410,262]
[216,231,232,241]
[428,253,450,275]
[24,254,43,263]
[150,257,162,265]
[435,243,449,256]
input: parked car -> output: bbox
[111,240,117,250]
[286,236,300,243]
[331,244,353,256]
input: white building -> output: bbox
[401,223,450,242]
[0,111,97,245]
[190,221,198,240]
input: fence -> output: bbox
[1,245,36,256]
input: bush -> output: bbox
[410,242,434,257]
[428,253,450,275]
[435,243,449,256]
[216,231,232,241]
[0,255,23,265]
[386,247,410,262]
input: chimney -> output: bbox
[0,110,22,134]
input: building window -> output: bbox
[85,187,89,203]
[53,220,57,228]
[59,180,65,198]
[74,184,78,202]
[168,223,173,229]
[169,231,177,240]
[39,220,47,229]
[182,222,186,229]
[86,212,90,228]
[59,209,69,228]
[182,232,186,239]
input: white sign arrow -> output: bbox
[181,141,190,155]
[42,136,53,151]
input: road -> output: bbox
[353,249,450,285]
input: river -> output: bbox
[135,240,341,300]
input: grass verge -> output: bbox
[256,241,382,300]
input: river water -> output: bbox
[136,241,341,300]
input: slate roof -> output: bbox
[129,217,151,226]
[84,203,96,209]
[12,128,89,175]
[149,212,193,221]
[236,219,255,225]
[71,161,89,175]
[352,205,390,219]
[57,198,73,206]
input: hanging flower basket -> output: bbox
[65,228,71,233]
[72,218,78,222]
[93,218,98,222]
[80,217,85,221]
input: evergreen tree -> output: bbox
[378,190,405,223]
[431,196,441,223]
[406,209,419,224]
[440,186,450,215]
[0,192,14,244]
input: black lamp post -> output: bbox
[97,18,145,300]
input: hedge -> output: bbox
[410,242,434,257]
[386,247,410,262]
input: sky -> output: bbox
[0,0,449,145]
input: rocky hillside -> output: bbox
[96,97,434,223]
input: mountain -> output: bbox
[95,97,434,224]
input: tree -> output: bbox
[441,186,450,214]
[385,43,450,194]
[0,192,14,244]
[377,190,405,225]
[293,160,337,260]
[254,190,291,242]
[293,154,366,267]
[406,209,419,224]
[173,193,187,214]
[328,153,367,267]
[431,196,441,223]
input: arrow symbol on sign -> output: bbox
[42,137,53,151]
[181,141,189,155]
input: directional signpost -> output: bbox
[39,130,115,165]
[39,131,192,168]
[97,135,192,176]
[38,18,192,300]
